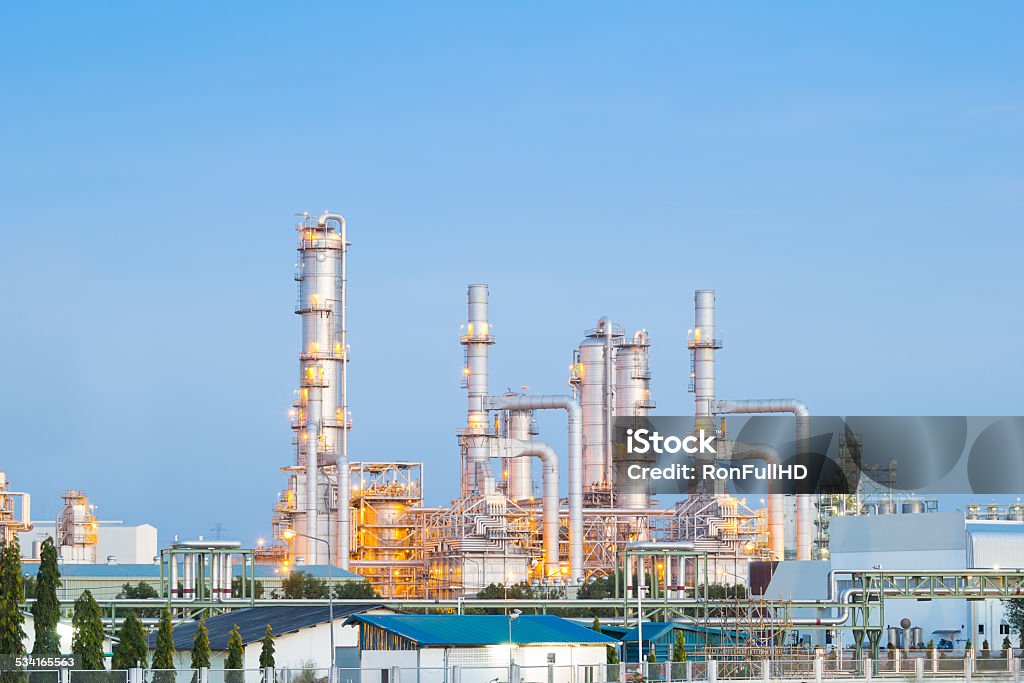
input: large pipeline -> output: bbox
[715,398,811,560]
[489,393,583,581]
[492,438,560,573]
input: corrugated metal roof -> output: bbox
[20,563,162,578]
[344,615,617,646]
[968,530,1024,569]
[148,604,384,651]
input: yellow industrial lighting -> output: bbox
[282,529,296,541]
[694,327,702,342]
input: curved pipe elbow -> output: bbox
[317,212,347,232]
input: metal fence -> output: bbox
[7,659,1022,683]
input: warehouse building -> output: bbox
[344,614,617,683]
[149,604,392,673]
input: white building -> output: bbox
[148,604,393,673]
[19,522,158,565]
[344,614,617,683]
[765,509,1024,650]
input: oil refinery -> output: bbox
[4,208,1023,674]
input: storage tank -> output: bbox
[986,503,1001,520]
[910,627,923,649]
[878,500,896,515]
[902,499,925,514]
[887,627,902,649]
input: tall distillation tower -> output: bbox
[281,213,351,568]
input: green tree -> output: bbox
[111,614,149,669]
[259,625,276,669]
[333,581,378,599]
[1005,599,1024,642]
[281,571,328,599]
[151,608,176,683]
[1002,636,1012,658]
[647,647,658,663]
[964,639,972,659]
[190,620,211,683]
[31,538,61,656]
[607,644,619,664]
[71,590,105,670]
[115,582,161,618]
[672,630,687,662]
[232,576,265,599]
[592,616,601,633]
[225,624,244,683]
[981,639,990,658]
[0,540,27,683]
[926,639,935,652]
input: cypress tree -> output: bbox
[0,539,27,683]
[258,625,275,669]
[31,538,61,656]
[225,624,244,683]
[71,590,105,670]
[111,614,148,670]
[190,620,211,683]
[151,608,176,683]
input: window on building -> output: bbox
[1000,624,1011,635]
[978,624,985,634]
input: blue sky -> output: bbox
[1,3,1021,545]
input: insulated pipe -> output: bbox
[496,439,560,572]
[506,410,534,500]
[318,212,351,569]
[463,285,496,495]
[489,394,583,580]
[715,399,811,560]
[305,390,322,561]
[729,443,786,561]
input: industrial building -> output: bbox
[343,614,617,683]
[149,604,392,672]
[765,508,1024,650]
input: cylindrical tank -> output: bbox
[571,319,623,491]
[878,500,896,515]
[966,504,980,520]
[887,627,902,649]
[910,627,923,649]
[987,503,1001,520]
[902,499,925,514]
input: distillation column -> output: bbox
[615,330,656,510]
[571,319,623,499]
[461,284,496,495]
[292,214,349,566]
[505,406,536,501]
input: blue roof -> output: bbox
[21,563,161,578]
[345,614,617,646]
[149,604,383,651]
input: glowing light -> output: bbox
[694,327,702,342]
[282,529,296,541]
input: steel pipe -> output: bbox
[490,393,583,581]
